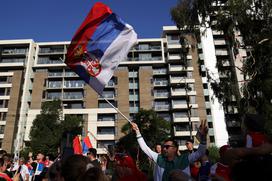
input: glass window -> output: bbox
[47,92,62,99]
[138,44,149,50]
[139,53,152,61]
[97,140,115,149]
[98,114,116,121]
[97,127,115,135]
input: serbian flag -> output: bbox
[65,2,137,95]
[82,135,93,154]
[73,135,83,154]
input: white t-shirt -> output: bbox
[20,164,30,181]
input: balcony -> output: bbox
[153,80,168,87]
[171,88,196,96]
[39,47,65,54]
[153,68,167,75]
[2,48,28,55]
[172,101,198,109]
[63,81,84,88]
[174,130,197,137]
[98,94,115,99]
[154,92,169,99]
[215,50,228,56]
[153,104,170,111]
[168,65,193,72]
[199,53,204,60]
[63,93,83,100]
[170,76,195,84]
[173,116,200,123]
[168,54,181,61]
[64,72,78,77]
[48,72,63,77]
[214,39,226,45]
[47,82,62,89]
[37,58,64,65]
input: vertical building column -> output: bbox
[2,71,23,152]
[188,36,207,122]
[139,66,153,109]
[84,86,98,108]
[115,68,129,139]
[30,72,47,109]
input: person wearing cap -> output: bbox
[131,120,208,181]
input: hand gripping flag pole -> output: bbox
[65,2,137,124]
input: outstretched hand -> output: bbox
[196,120,208,143]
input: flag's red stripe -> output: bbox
[67,2,112,58]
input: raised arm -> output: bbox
[188,120,208,163]
[131,122,158,162]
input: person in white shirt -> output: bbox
[131,121,208,181]
[18,157,30,181]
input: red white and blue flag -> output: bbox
[65,2,137,95]
[82,135,93,154]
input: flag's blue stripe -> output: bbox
[87,13,126,59]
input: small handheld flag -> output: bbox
[65,2,137,95]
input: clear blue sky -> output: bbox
[0,0,178,42]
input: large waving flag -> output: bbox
[65,2,137,95]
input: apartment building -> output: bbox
[0,26,230,154]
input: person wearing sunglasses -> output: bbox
[131,120,208,181]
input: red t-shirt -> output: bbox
[0,172,12,181]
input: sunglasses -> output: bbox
[163,145,175,149]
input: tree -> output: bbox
[117,109,170,176]
[171,0,272,138]
[29,100,83,156]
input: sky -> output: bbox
[0,0,178,42]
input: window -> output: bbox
[138,44,149,50]
[139,53,152,61]
[203,83,208,89]
[0,112,7,121]
[0,89,5,96]
[97,140,115,149]
[97,127,115,135]
[0,126,5,134]
[206,109,211,115]
[63,91,83,99]
[47,92,62,99]
[98,114,116,122]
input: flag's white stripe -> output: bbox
[90,24,137,94]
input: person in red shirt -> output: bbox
[244,114,268,148]
[0,158,12,181]
[210,145,232,181]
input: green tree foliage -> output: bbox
[29,100,83,156]
[118,109,170,175]
[171,0,272,136]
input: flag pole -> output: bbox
[102,97,132,123]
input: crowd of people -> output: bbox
[0,115,271,181]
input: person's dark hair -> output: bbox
[79,167,109,181]
[88,148,97,157]
[185,138,194,144]
[231,155,272,181]
[244,114,265,132]
[61,155,90,181]
[0,158,4,167]
[164,138,179,148]
[0,150,7,158]
[48,160,62,181]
